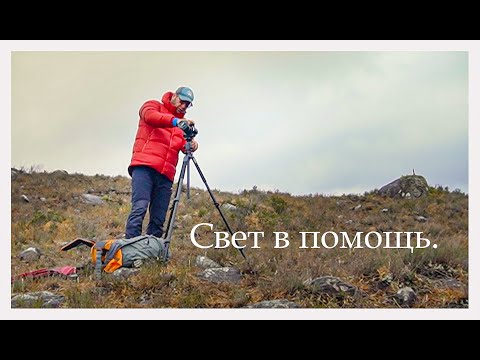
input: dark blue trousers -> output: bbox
[125,166,173,239]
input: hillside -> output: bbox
[11,169,468,308]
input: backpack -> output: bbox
[62,235,168,279]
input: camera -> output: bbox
[177,120,198,140]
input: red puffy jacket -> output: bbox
[128,92,187,181]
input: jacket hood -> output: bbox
[162,92,185,118]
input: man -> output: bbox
[125,86,198,239]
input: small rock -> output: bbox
[381,208,389,213]
[112,268,140,279]
[11,168,20,180]
[11,291,65,308]
[40,197,47,202]
[396,287,417,307]
[415,216,428,222]
[377,274,394,290]
[345,220,354,225]
[92,287,111,296]
[160,273,175,283]
[197,267,242,284]
[246,299,300,308]
[305,276,357,297]
[196,256,221,269]
[221,203,237,211]
[19,247,42,262]
[81,194,105,205]
[434,278,465,290]
[52,169,69,175]
[51,170,69,180]
[21,195,30,203]
[353,204,362,211]
[139,294,153,306]
[182,214,192,222]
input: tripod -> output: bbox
[162,129,248,263]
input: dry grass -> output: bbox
[11,169,468,308]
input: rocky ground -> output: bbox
[11,169,468,308]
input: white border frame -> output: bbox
[2,40,477,320]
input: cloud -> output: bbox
[12,51,468,194]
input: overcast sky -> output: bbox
[11,51,468,195]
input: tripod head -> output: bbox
[177,120,198,142]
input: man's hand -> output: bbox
[178,119,195,127]
[191,140,199,152]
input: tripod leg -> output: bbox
[187,154,191,199]
[190,156,248,261]
[163,154,190,261]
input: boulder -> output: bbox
[379,175,429,198]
